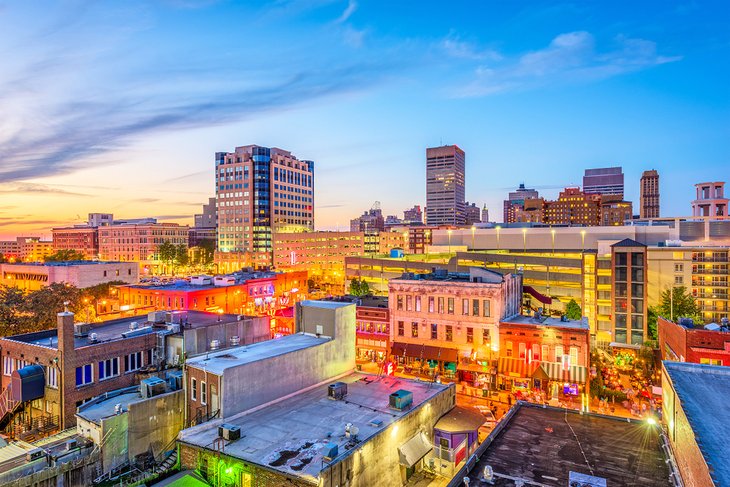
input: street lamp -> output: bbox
[495,226,501,251]
[522,228,527,253]
[551,229,556,255]
[447,229,453,254]
[580,230,586,253]
[471,225,476,250]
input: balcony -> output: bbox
[692,268,729,276]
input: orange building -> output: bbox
[52,226,99,259]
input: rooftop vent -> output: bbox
[140,376,167,399]
[129,321,139,331]
[229,336,240,347]
[73,323,91,337]
[328,382,348,400]
[210,339,221,350]
[218,423,241,441]
[88,332,98,343]
[389,389,413,410]
[114,403,123,415]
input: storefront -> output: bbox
[497,358,587,397]
[391,342,459,378]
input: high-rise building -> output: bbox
[503,183,539,223]
[426,145,465,225]
[215,145,315,267]
[544,188,602,226]
[194,197,217,229]
[583,167,624,196]
[403,205,423,224]
[640,170,660,218]
[481,204,489,223]
[350,207,384,233]
[691,182,728,217]
[465,202,482,225]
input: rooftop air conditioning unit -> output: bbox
[323,443,338,461]
[88,332,98,343]
[229,336,240,347]
[148,311,166,324]
[65,439,78,451]
[218,423,241,441]
[129,321,139,331]
[166,323,180,333]
[26,448,44,462]
[166,369,183,391]
[389,389,413,410]
[210,340,221,350]
[74,323,91,337]
[140,376,167,399]
[328,382,348,400]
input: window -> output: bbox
[570,346,579,366]
[397,321,404,336]
[674,263,683,272]
[542,345,549,362]
[76,364,93,387]
[674,276,683,285]
[411,322,418,338]
[191,378,197,401]
[201,382,207,405]
[483,300,491,317]
[518,342,526,359]
[447,298,454,314]
[2,356,12,376]
[445,325,453,341]
[555,345,564,362]
[125,351,143,373]
[532,344,540,360]
[700,358,722,366]
[415,296,421,312]
[466,327,473,343]
[438,297,444,314]
[397,295,403,310]
[406,295,412,311]
[431,323,438,339]
[472,299,479,316]
[506,341,513,357]
[47,367,58,389]
[98,358,120,381]
[462,299,469,315]
[482,328,490,345]
[428,297,435,313]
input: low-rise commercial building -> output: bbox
[0,261,139,291]
[98,222,189,272]
[658,316,730,365]
[662,361,730,487]
[51,227,99,259]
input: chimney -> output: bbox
[57,305,76,354]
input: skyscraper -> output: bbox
[583,167,624,196]
[503,183,539,223]
[426,145,465,225]
[215,145,314,266]
[640,170,660,218]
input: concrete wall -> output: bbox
[100,411,128,473]
[128,389,184,461]
[220,303,356,418]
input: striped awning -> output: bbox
[498,357,541,379]
[540,362,588,384]
[498,358,588,384]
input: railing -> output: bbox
[0,383,18,427]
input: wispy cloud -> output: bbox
[441,31,502,61]
[335,0,357,24]
[455,31,681,97]
[0,182,91,197]
[161,171,209,183]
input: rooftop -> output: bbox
[76,387,142,424]
[501,314,589,331]
[664,361,730,486]
[185,332,330,374]
[395,267,505,284]
[127,271,277,292]
[0,260,130,267]
[458,403,670,486]
[179,373,450,483]
[4,311,242,349]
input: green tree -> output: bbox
[647,305,659,340]
[656,286,702,324]
[197,239,216,266]
[0,285,30,336]
[349,278,370,297]
[23,283,84,329]
[565,299,582,320]
[157,241,176,273]
[44,249,87,262]
[175,244,189,268]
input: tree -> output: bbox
[175,244,189,268]
[23,283,84,329]
[349,278,370,297]
[656,286,702,324]
[0,285,30,336]
[157,241,177,273]
[45,249,87,262]
[647,305,659,340]
[565,299,582,320]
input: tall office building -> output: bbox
[215,145,314,265]
[640,170,660,218]
[503,183,539,223]
[426,145,465,225]
[583,167,624,196]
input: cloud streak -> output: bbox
[455,31,681,97]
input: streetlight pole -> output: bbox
[471,226,476,251]
[522,228,527,253]
[496,226,501,251]
[551,229,556,256]
[580,230,586,253]
[448,229,453,254]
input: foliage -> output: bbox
[647,305,659,340]
[564,299,582,320]
[175,244,189,267]
[157,241,177,266]
[44,249,87,262]
[655,286,702,324]
[348,278,370,297]
[196,239,216,266]
[23,283,85,328]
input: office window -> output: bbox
[445,325,453,341]
[462,299,469,315]
[76,364,93,387]
[98,358,120,381]
[125,351,143,372]
[191,378,197,401]
[466,327,473,343]
[415,296,421,312]
[201,382,207,405]
[447,298,454,314]
[472,299,479,316]
[428,297,435,313]
[483,300,491,317]
[397,295,403,310]
[411,322,418,338]
[431,323,438,339]
[397,321,404,336]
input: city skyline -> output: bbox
[1,1,729,238]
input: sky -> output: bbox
[0,0,728,238]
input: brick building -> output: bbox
[0,261,139,291]
[657,316,730,366]
[98,222,189,271]
[497,314,590,399]
[51,227,99,259]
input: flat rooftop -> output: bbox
[664,361,730,486]
[185,332,330,374]
[502,314,589,330]
[461,404,670,486]
[4,311,242,349]
[179,373,450,483]
[76,388,142,424]
[128,271,277,292]
[1,260,129,267]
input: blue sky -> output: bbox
[0,0,728,236]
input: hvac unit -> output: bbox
[389,389,413,410]
[218,423,241,441]
[26,448,44,462]
[328,382,348,400]
[323,443,338,461]
[210,340,221,350]
[65,439,78,451]
[166,323,181,333]
[166,369,183,391]
[140,376,167,399]
[568,472,607,487]
[148,311,166,324]
[229,336,240,347]
[74,323,92,337]
[129,321,139,331]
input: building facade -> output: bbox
[98,222,189,270]
[215,145,314,267]
[426,145,466,225]
[51,227,99,259]
[403,205,423,224]
[503,183,539,224]
[583,167,624,196]
[640,170,660,219]
[464,202,482,225]
[0,261,139,291]
[658,317,730,365]
[691,181,728,217]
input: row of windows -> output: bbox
[395,295,491,317]
[504,342,581,365]
[396,321,490,343]
[2,357,59,388]
[75,351,151,387]
[190,378,207,405]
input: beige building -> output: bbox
[0,261,139,291]
[98,222,188,271]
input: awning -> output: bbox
[390,343,458,362]
[498,357,541,378]
[457,362,493,373]
[398,432,433,468]
[540,362,588,384]
[524,285,552,305]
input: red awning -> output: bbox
[524,286,552,305]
